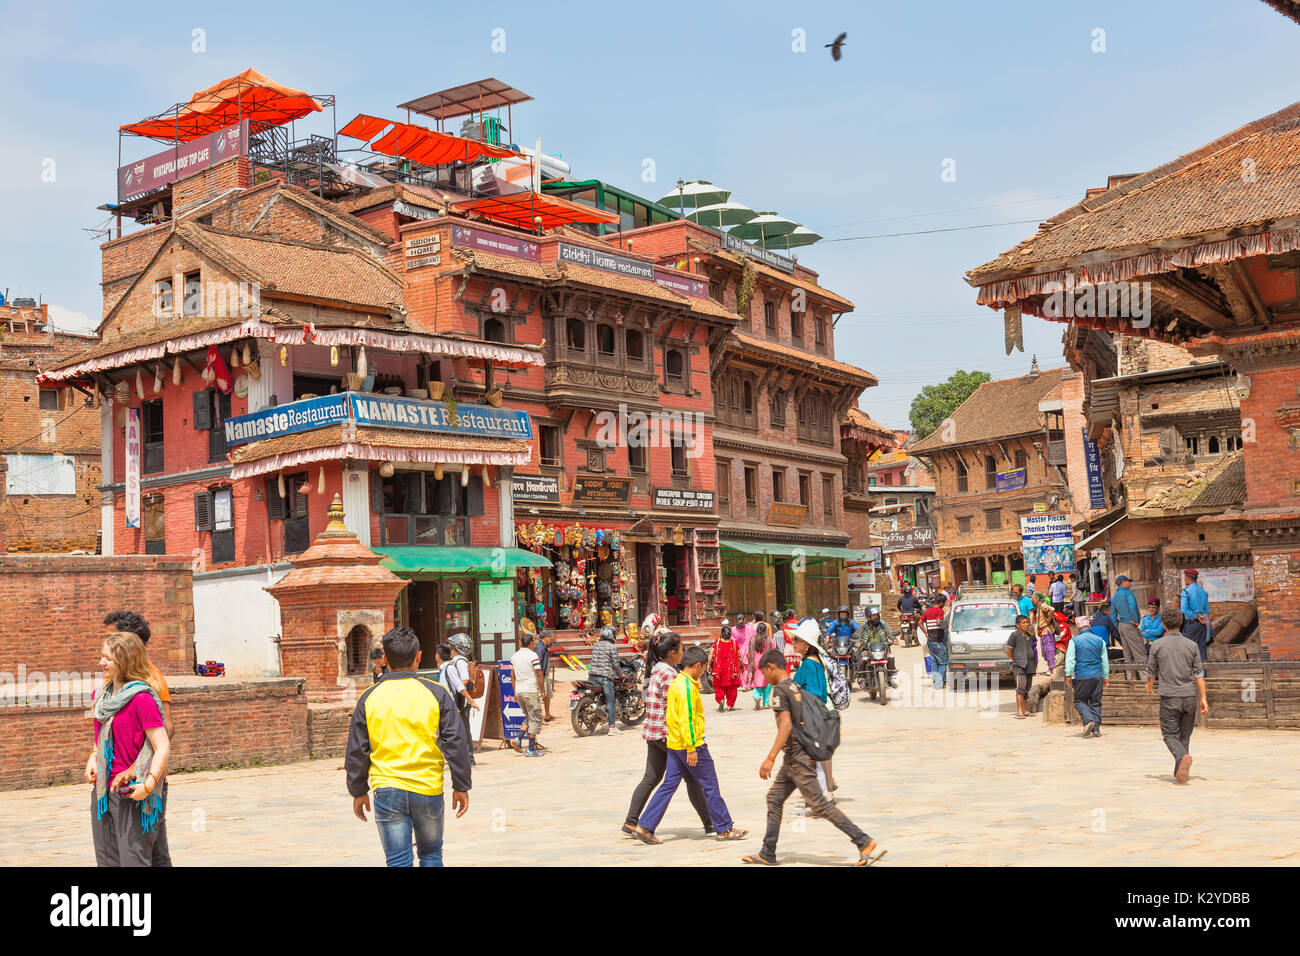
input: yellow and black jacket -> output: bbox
[345,672,473,798]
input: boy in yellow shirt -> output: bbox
[632,646,747,844]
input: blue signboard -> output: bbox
[223,393,351,446]
[350,394,533,441]
[1082,428,1106,508]
[496,661,526,742]
[995,467,1027,492]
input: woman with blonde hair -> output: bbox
[86,631,171,866]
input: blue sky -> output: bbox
[2,0,1296,426]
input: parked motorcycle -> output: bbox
[570,656,646,737]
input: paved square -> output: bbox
[3,647,1296,866]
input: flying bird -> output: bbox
[826,32,847,60]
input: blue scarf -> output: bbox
[92,680,164,833]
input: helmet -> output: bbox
[448,633,472,656]
[838,605,849,615]
[783,608,796,621]
[599,625,616,642]
[869,607,881,617]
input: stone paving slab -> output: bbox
[2,647,1297,866]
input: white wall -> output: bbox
[193,563,290,677]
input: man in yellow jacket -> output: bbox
[632,645,747,844]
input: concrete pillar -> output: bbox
[498,465,514,548]
[100,399,115,556]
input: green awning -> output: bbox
[720,540,865,561]
[374,546,552,577]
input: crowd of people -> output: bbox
[82,567,1217,867]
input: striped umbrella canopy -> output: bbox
[687,201,757,228]
[728,212,799,243]
[656,180,731,209]
[759,226,822,250]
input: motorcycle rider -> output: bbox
[826,605,859,684]
[860,609,898,688]
[897,586,921,646]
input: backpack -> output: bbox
[826,658,851,711]
[445,657,485,701]
[788,684,841,761]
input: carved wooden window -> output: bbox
[770,388,786,427]
[597,323,616,357]
[567,318,586,352]
[484,317,507,343]
[956,459,968,493]
[625,328,644,361]
[985,454,997,490]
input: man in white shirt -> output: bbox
[509,633,546,758]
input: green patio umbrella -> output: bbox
[687,201,757,229]
[656,180,731,210]
[728,212,799,245]
[759,226,822,250]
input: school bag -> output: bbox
[826,658,851,711]
[788,684,841,761]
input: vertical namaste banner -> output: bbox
[125,407,141,529]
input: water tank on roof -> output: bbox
[12,297,36,308]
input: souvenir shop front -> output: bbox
[513,518,723,637]
[514,520,635,634]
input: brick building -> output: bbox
[967,99,1300,658]
[1065,334,1254,648]
[609,218,879,618]
[911,361,1087,590]
[0,302,101,552]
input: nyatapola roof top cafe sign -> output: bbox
[223,393,533,445]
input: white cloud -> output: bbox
[45,304,98,334]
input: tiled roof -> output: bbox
[555,261,684,303]
[691,239,854,310]
[1133,451,1246,515]
[183,224,403,311]
[276,184,398,249]
[334,182,451,217]
[910,368,1068,453]
[968,101,1300,284]
[52,313,293,367]
[230,423,531,464]
[730,331,877,385]
[843,407,895,441]
[1262,1,1300,25]
[454,247,554,281]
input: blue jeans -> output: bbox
[596,676,617,728]
[928,640,948,688]
[373,787,444,867]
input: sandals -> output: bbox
[715,828,748,841]
[620,824,637,837]
[742,853,777,866]
[854,843,888,867]
[634,827,662,845]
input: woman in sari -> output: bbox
[749,614,777,709]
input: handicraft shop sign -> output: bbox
[512,473,560,504]
[652,488,715,511]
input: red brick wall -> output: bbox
[0,554,195,675]
[0,315,103,551]
[172,156,251,212]
[1254,548,1300,660]
[1239,366,1298,510]
[0,677,307,790]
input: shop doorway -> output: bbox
[661,543,690,627]
[774,557,793,612]
[407,578,477,663]
[636,544,656,623]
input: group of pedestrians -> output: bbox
[1008,569,1214,785]
[623,619,884,866]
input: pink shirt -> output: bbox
[92,689,164,780]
